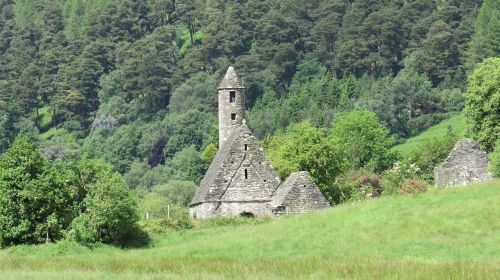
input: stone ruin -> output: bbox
[434,139,493,187]
[189,67,329,218]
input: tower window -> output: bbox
[244,144,248,151]
[229,91,236,103]
[231,113,236,120]
[244,169,248,179]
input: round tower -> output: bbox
[218,66,245,148]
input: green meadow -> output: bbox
[392,113,466,157]
[1,180,498,279]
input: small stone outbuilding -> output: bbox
[189,67,329,218]
[434,139,492,187]
[271,171,330,215]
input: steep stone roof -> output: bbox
[271,171,330,211]
[218,66,245,89]
[271,172,302,206]
[190,123,280,206]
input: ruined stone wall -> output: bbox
[218,201,272,217]
[434,139,492,187]
[189,202,219,219]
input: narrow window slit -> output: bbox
[229,91,236,103]
[244,169,248,179]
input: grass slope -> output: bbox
[1,180,499,279]
[393,113,466,157]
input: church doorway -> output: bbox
[240,211,255,218]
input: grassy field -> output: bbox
[393,113,466,157]
[0,180,498,279]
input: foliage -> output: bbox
[333,170,382,203]
[0,101,21,153]
[0,136,147,247]
[201,143,217,170]
[405,133,459,182]
[70,171,148,247]
[329,110,397,172]
[464,57,500,152]
[151,181,196,207]
[398,179,429,195]
[489,141,500,178]
[467,0,500,66]
[0,135,75,247]
[264,122,346,202]
[392,114,465,158]
[382,161,423,195]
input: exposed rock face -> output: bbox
[271,171,330,215]
[434,139,492,187]
[190,67,330,218]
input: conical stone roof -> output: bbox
[218,66,245,89]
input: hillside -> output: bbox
[392,113,466,157]
[1,180,498,279]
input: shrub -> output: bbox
[399,179,429,195]
[152,181,197,206]
[382,161,422,195]
[139,193,191,221]
[329,110,397,173]
[489,141,500,177]
[334,170,382,203]
[139,211,193,235]
[464,57,500,152]
[407,135,458,181]
[71,173,149,247]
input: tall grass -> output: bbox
[0,180,498,279]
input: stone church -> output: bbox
[189,67,329,218]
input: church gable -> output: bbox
[190,124,280,206]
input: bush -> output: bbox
[464,57,500,152]
[139,211,193,235]
[152,181,197,206]
[399,179,429,195]
[329,110,397,173]
[489,141,500,177]
[71,173,149,247]
[382,161,422,195]
[139,193,190,220]
[407,134,458,181]
[334,170,382,203]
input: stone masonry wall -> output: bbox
[218,88,245,148]
[434,139,492,187]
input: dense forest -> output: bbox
[0,0,499,246]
